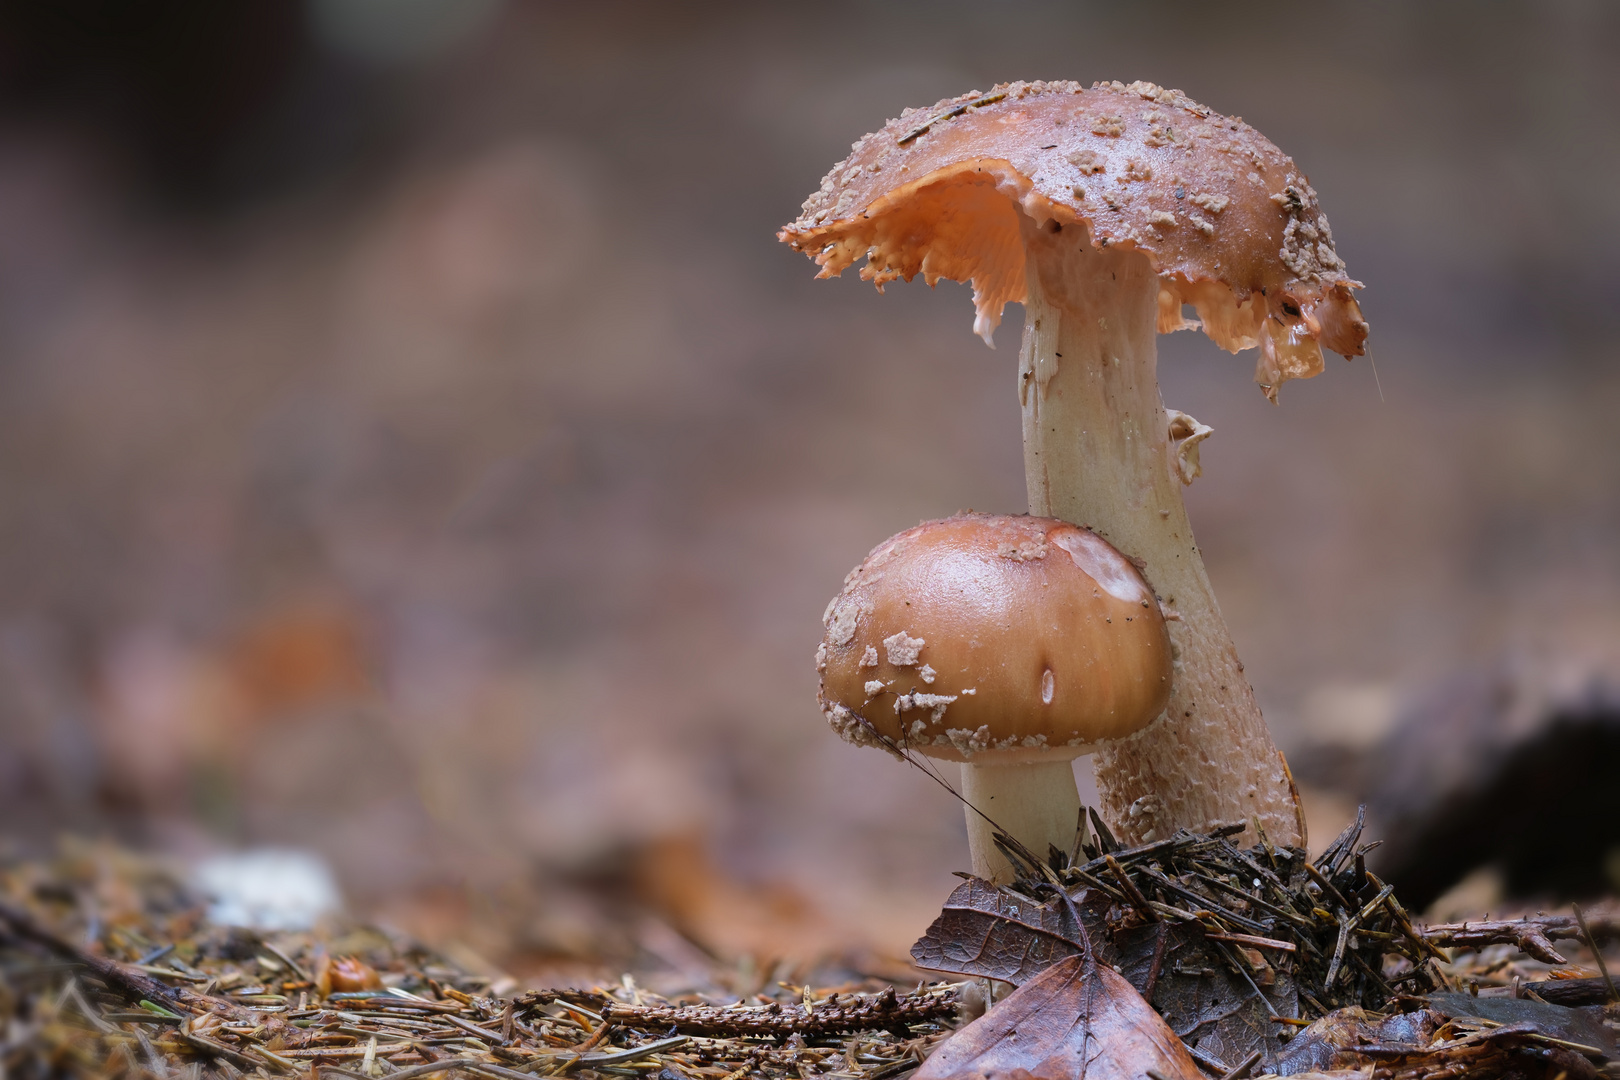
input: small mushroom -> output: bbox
[784,80,1366,847]
[817,513,1171,883]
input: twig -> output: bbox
[468,1064,544,1080]
[1187,1045,1228,1076]
[338,1060,482,1080]
[1520,975,1620,1006]
[574,1035,689,1065]
[601,989,953,1038]
[1087,808,1120,854]
[260,942,310,982]
[1207,938,1278,1018]
[446,1012,509,1046]
[1324,913,1351,992]
[249,1043,299,1073]
[317,1067,372,1080]
[1303,862,1355,915]
[1142,922,1170,999]
[1104,854,1156,920]
[1218,1049,1263,1080]
[1312,806,1365,876]
[1367,873,1450,963]
[896,92,1007,145]
[0,897,254,1020]
[62,977,116,1033]
[1351,884,1397,929]
[1411,910,1620,965]
[1136,866,1269,935]
[1572,903,1619,1003]
[181,1032,263,1073]
[1181,868,1316,930]
[1203,933,1296,954]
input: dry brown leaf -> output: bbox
[912,878,1295,1068]
[914,953,1204,1080]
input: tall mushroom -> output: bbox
[782,80,1368,847]
[818,513,1172,883]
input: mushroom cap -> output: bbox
[779,79,1367,399]
[816,513,1173,763]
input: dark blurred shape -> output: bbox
[1359,659,1620,909]
[0,0,314,201]
[0,0,476,207]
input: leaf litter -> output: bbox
[0,847,959,1080]
[909,807,1619,1080]
[0,817,1616,1080]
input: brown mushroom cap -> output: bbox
[816,513,1173,763]
[779,79,1367,398]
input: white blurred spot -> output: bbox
[310,0,504,65]
[1298,682,1397,750]
[194,849,343,931]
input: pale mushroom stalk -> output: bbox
[958,759,1081,881]
[1015,215,1302,846]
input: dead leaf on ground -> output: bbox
[1273,1006,1439,1074]
[913,878,1296,1069]
[910,876,1083,987]
[914,953,1205,1080]
[1426,994,1617,1060]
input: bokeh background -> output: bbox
[1,0,1617,977]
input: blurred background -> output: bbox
[0,0,1617,980]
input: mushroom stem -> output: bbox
[960,759,1081,884]
[1016,216,1306,848]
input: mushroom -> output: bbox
[817,512,1172,883]
[784,80,1368,847]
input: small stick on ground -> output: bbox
[1218,1049,1263,1080]
[1572,902,1619,1003]
[1105,854,1157,921]
[0,899,254,1021]
[1415,907,1620,965]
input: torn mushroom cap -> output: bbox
[779,79,1368,400]
[816,513,1172,763]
